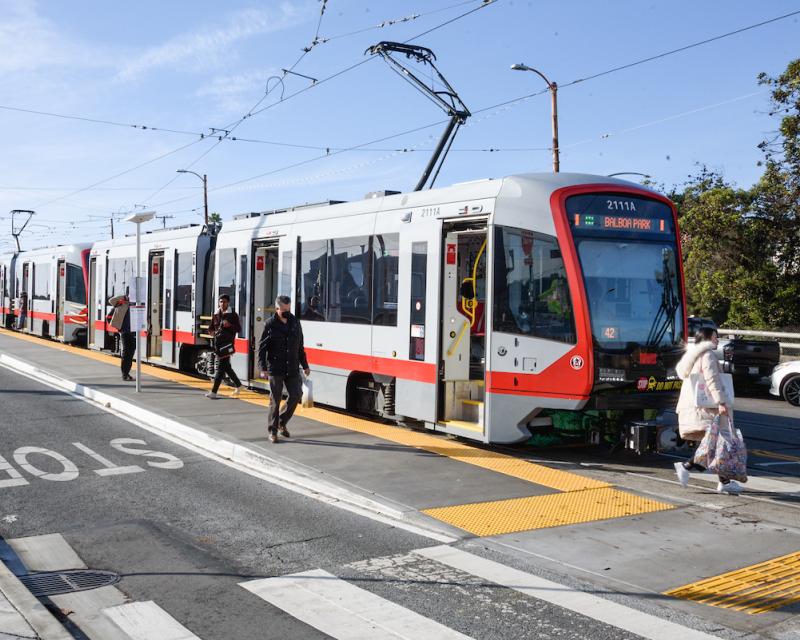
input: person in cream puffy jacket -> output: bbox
[673,327,740,494]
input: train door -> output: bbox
[249,242,279,386]
[148,252,164,358]
[88,257,98,348]
[162,252,174,364]
[0,264,6,327]
[24,263,33,332]
[438,224,488,435]
[55,259,66,339]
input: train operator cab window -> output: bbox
[175,252,192,312]
[300,240,328,322]
[372,234,399,326]
[217,249,236,308]
[65,264,86,304]
[328,236,370,324]
[493,226,576,344]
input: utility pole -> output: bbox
[511,63,560,173]
[10,209,35,252]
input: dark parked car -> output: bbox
[686,316,780,385]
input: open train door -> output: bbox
[438,223,488,437]
[249,242,279,388]
[148,251,164,359]
[88,256,99,348]
[55,259,66,339]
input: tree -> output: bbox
[674,59,800,329]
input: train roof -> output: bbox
[91,223,207,250]
[218,172,663,234]
[16,243,92,258]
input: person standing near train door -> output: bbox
[108,293,135,381]
[15,290,28,330]
[258,295,310,443]
[205,294,243,399]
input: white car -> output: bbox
[770,361,800,406]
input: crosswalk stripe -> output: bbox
[240,568,473,639]
[416,545,722,640]
[102,601,201,640]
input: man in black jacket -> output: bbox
[206,294,243,399]
[258,295,310,443]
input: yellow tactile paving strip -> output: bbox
[0,327,675,534]
[665,550,800,614]
[423,488,674,536]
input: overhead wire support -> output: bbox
[10,209,35,252]
[366,41,470,191]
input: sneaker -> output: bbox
[674,462,690,487]
[717,480,743,494]
[230,387,241,397]
[122,375,134,381]
[268,432,278,444]
[205,392,218,399]
[279,424,291,438]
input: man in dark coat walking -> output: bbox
[258,295,310,443]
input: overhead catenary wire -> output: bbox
[16,5,798,224]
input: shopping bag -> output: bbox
[707,417,747,483]
[689,372,735,408]
[301,377,314,409]
[693,420,717,466]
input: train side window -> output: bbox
[175,252,192,312]
[217,248,236,308]
[409,242,427,360]
[34,263,50,300]
[493,226,576,344]
[328,235,371,324]
[238,254,247,337]
[65,264,86,304]
[373,234,399,327]
[299,239,327,322]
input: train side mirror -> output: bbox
[460,279,475,299]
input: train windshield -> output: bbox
[566,193,684,350]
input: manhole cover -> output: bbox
[20,570,121,597]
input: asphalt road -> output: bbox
[0,366,648,640]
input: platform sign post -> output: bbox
[125,211,155,392]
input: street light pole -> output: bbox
[177,169,209,226]
[511,63,559,173]
[125,211,155,393]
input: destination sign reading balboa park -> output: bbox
[565,193,675,237]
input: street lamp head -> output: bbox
[125,210,156,224]
[511,63,531,71]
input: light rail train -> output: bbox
[1,172,687,444]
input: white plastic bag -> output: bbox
[690,372,734,408]
[301,377,314,409]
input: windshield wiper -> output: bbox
[645,248,680,347]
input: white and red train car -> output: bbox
[87,225,215,371]
[11,244,91,343]
[212,172,688,443]
[0,251,20,329]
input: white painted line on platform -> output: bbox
[416,545,722,640]
[103,601,200,640]
[240,568,473,640]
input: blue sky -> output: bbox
[0,0,797,250]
